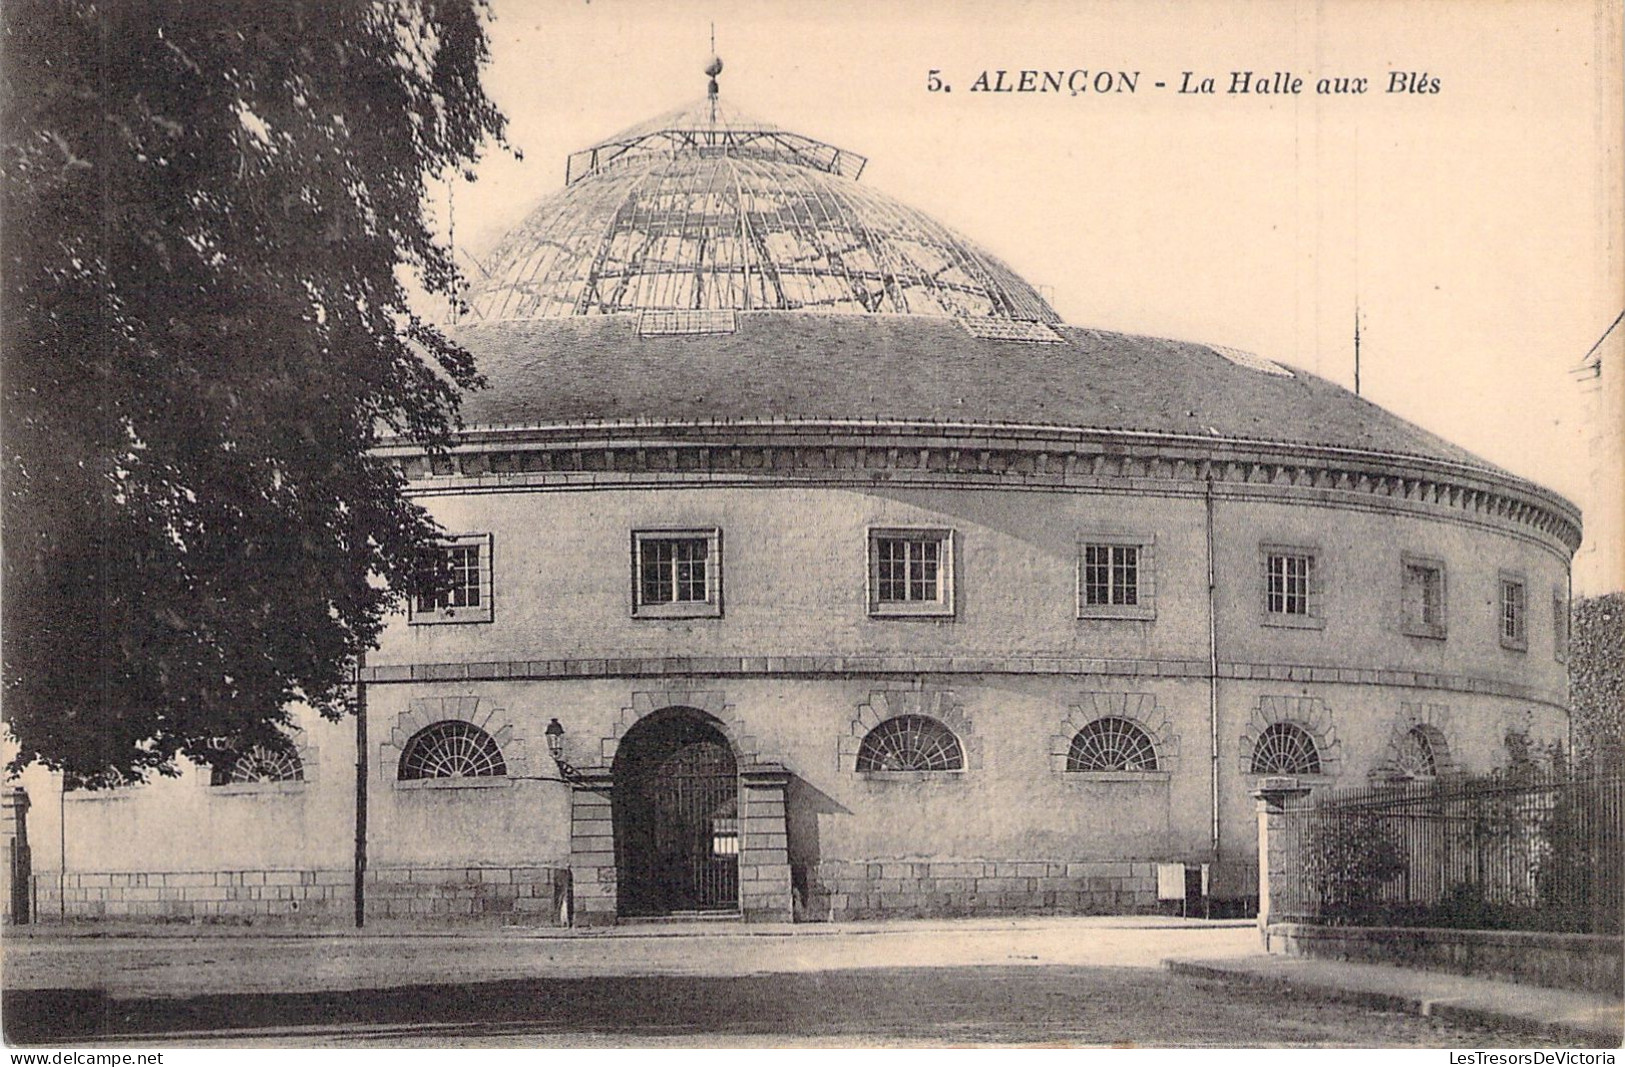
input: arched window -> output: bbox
[856,715,964,772]
[1392,726,1438,779]
[1250,722,1321,775]
[211,744,304,786]
[398,721,507,780]
[1067,718,1159,772]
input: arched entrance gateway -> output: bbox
[612,709,740,917]
[564,699,793,927]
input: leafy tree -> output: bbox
[1,1,506,785]
[1303,812,1405,924]
[1569,592,1624,764]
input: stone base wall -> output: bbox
[741,863,793,922]
[367,866,570,923]
[33,866,569,925]
[808,860,1161,921]
[1266,923,1625,996]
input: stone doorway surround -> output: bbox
[566,689,792,926]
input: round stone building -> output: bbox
[30,81,1581,926]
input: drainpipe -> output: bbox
[1205,476,1222,862]
[354,652,367,929]
[58,780,66,921]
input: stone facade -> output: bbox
[738,768,793,923]
[33,866,568,924]
[365,866,569,923]
[9,90,1580,930]
[809,860,1159,921]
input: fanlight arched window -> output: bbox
[1392,726,1438,779]
[856,715,964,772]
[398,721,507,780]
[211,744,304,786]
[1068,718,1159,772]
[1250,722,1322,776]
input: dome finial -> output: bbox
[706,23,723,99]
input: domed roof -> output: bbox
[442,84,1576,538]
[450,313,1495,471]
[464,94,1060,322]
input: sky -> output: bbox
[446,0,1623,592]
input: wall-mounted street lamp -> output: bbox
[544,717,587,783]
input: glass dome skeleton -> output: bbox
[465,97,1060,324]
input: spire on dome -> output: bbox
[706,23,723,125]
[706,55,723,99]
[706,25,723,100]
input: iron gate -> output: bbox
[616,721,739,915]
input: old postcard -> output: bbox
[3,0,1621,1052]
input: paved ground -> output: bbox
[1167,955,1625,1048]
[4,917,1260,996]
[0,918,1593,1047]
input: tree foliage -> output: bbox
[1,1,505,785]
[1303,812,1405,924]
[1570,592,1624,764]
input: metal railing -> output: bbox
[1273,768,1622,935]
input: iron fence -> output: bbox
[1273,768,1622,934]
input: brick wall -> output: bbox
[809,859,1159,920]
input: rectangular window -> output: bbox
[1500,572,1527,650]
[641,538,708,604]
[632,529,722,618]
[879,537,939,603]
[638,308,738,337]
[1084,544,1137,605]
[409,534,493,624]
[1077,533,1156,620]
[1268,554,1311,615]
[711,816,739,857]
[957,318,1066,343]
[868,528,955,617]
[1401,556,1447,639]
[1261,544,1324,629]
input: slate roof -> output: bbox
[447,312,1505,475]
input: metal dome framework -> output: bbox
[466,96,1060,323]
